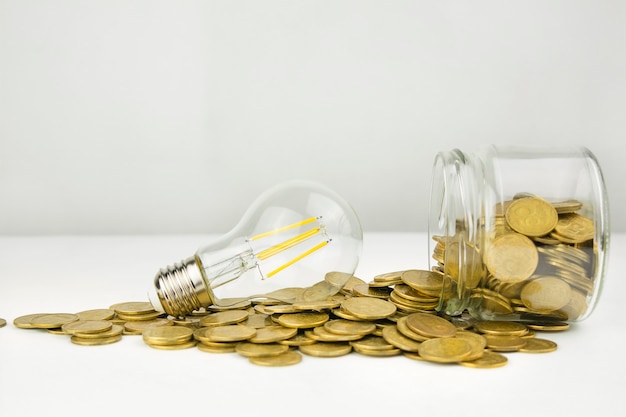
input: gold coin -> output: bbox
[559,289,588,321]
[519,337,557,353]
[324,319,376,336]
[61,320,113,335]
[249,326,298,343]
[554,213,594,242]
[310,326,364,342]
[405,313,456,338]
[460,350,508,368]
[443,241,484,289]
[70,335,122,346]
[277,312,329,329]
[197,343,237,354]
[341,297,396,320]
[249,350,303,367]
[350,335,395,351]
[110,301,156,316]
[0,318,6,328]
[299,342,352,357]
[12,313,48,329]
[202,325,256,342]
[147,340,197,350]
[521,277,572,311]
[300,280,340,302]
[484,335,526,352]
[552,199,583,214]
[116,311,163,321]
[243,314,273,329]
[29,313,79,329]
[401,270,444,293]
[352,345,402,357]
[396,316,430,342]
[76,309,116,321]
[505,196,558,237]
[381,325,422,352]
[199,310,249,327]
[372,271,405,286]
[235,342,289,358]
[393,284,439,303]
[525,321,569,331]
[454,331,487,361]
[351,284,392,299]
[324,271,353,288]
[340,276,367,294]
[473,321,528,336]
[292,297,343,311]
[484,233,538,283]
[278,333,317,347]
[417,337,473,363]
[73,324,124,339]
[142,326,193,346]
[124,318,172,333]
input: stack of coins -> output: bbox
[433,194,596,321]
[12,269,567,368]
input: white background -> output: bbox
[1,0,625,235]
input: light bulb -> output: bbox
[148,180,363,317]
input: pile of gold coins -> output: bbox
[432,194,596,321]
[11,269,566,368]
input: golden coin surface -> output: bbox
[521,277,572,311]
[381,325,422,352]
[124,318,172,333]
[12,314,48,329]
[401,270,444,292]
[405,313,457,338]
[310,326,364,342]
[473,321,528,336]
[199,310,249,327]
[142,326,193,345]
[484,335,526,352]
[525,321,570,331]
[417,337,473,363]
[249,350,303,367]
[519,337,558,353]
[505,197,558,237]
[396,316,430,342]
[0,318,6,328]
[554,213,594,242]
[393,284,439,303]
[29,313,79,329]
[249,326,298,343]
[341,297,397,320]
[484,233,538,283]
[116,311,163,321]
[71,335,122,346]
[460,351,508,368]
[292,297,343,311]
[73,324,125,339]
[372,271,404,286]
[340,276,367,294]
[351,284,392,299]
[76,309,116,321]
[278,334,317,347]
[552,199,583,214]
[324,319,376,336]
[352,345,402,357]
[197,343,237,354]
[350,335,395,351]
[235,342,289,358]
[299,342,352,357]
[148,340,197,350]
[277,312,329,329]
[202,325,256,342]
[61,320,113,335]
[454,331,487,361]
[110,301,156,315]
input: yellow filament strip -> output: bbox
[250,217,318,241]
[266,240,329,278]
[256,228,320,261]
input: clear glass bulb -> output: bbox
[148,180,363,317]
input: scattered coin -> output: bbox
[299,342,352,358]
[0,318,6,328]
[199,310,249,327]
[61,320,113,335]
[417,337,473,363]
[142,326,194,346]
[341,297,396,320]
[29,313,79,329]
[277,312,329,329]
[235,342,289,358]
[405,313,457,339]
[248,350,303,367]
[519,338,558,353]
[460,351,508,369]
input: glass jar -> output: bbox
[428,146,609,322]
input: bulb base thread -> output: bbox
[151,256,214,317]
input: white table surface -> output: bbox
[1,233,624,417]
